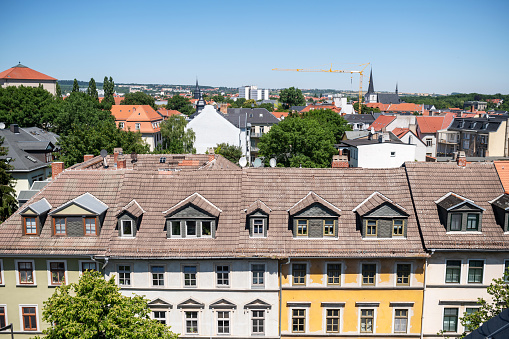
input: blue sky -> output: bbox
[1,0,508,94]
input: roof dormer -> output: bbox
[353,192,409,238]
[116,200,145,237]
[489,193,509,232]
[245,200,271,238]
[288,192,341,238]
[20,198,51,236]
[163,193,221,239]
[435,192,484,232]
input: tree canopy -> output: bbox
[120,91,157,110]
[166,95,194,116]
[87,78,98,101]
[101,76,115,109]
[158,115,196,154]
[279,87,305,109]
[214,143,242,164]
[72,79,79,93]
[0,136,17,221]
[36,270,178,339]
[259,109,349,168]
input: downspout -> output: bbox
[279,257,291,338]
[420,251,431,339]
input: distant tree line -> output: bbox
[402,93,509,111]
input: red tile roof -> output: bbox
[300,104,341,113]
[495,161,509,193]
[0,64,56,81]
[157,108,182,118]
[369,115,396,131]
[271,111,289,119]
[391,127,411,138]
[110,105,162,133]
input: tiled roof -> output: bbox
[0,64,56,81]
[157,108,182,118]
[117,199,145,217]
[300,104,341,113]
[110,105,162,133]
[369,115,396,131]
[245,200,272,215]
[405,162,506,250]
[391,128,410,138]
[162,193,222,218]
[271,111,289,120]
[416,116,446,134]
[494,161,509,193]
[352,192,407,216]
[288,191,341,216]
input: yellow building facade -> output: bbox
[281,258,425,338]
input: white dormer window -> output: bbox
[121,220,134,237]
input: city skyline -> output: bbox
[1,0,508,95]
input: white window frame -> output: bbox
[183,310,200,334]
[152,310,167,324]
[185,220,198,238]
[120,219,134,237]
[360,262,378,287]
[46,260,68,286]
[322,307,343,333]
[135,123,141,130]
[0,304,8,328]
[394,262,412,287]
[289,306,310,334]
[251,218,266,238]
[251,309,265,335]
[215,264,230,288]
[150,264,165,287]
[182,264,198,288]
[251,263,265,288]
[117,264,132,287]
[15,259,37,286]
[79,260,98,275]
[119,122,125,129]
[324,261,343,286]
[200,220,213,238]
[170,220,182,238]
[216,310,231,335]
[392,308,410,334]
[0,259,4,286]
[358,308,377,334]
[19,304,39,332]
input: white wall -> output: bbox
[398,132,426,162]
[187,106,247,155]
[354,143,417,168]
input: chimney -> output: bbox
[471,105,475,113]
[52,162,64,179]
[457,151,466,167]
[208,154,215,162]
[10,124,19,134]
[117,157,127,169]
[332,150,349,168]
[114,151,119,165]
[84,154,94,162]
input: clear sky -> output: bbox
[1,0,508,94]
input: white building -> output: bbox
[239,86,269,101]
[333,96,356,115]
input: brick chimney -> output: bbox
[52,162,64,179]
[114,151,119,165]
[332,150,349,168]
[117,158,127,169]
[457,151,467,167]
[208,154,215,162]
[84,154,94,162]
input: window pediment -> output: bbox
[288,191,341,216]
[245,200,271,216]
[20,198,51,216]
[177,298,205,309]
[209,299,237,309]
[116,199,145,218]
[244,299,272,309]
[148,298,172,309]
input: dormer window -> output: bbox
[85,218,97,235]
[54,218,66,235]
[245,200,271,238]
[450,213,462,231]
[366,220,377,237]
[121,220,134,237]
[24,217,37,235]
[323,220,335,236]
[393,220,404,236]
[435,192,484,232]
[20,198,51,236]
[117,200,145,238]
[296,220,308,236]
[489,194,509,231]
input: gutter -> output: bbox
[420,252,430,339]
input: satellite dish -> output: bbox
[253,158,262,168]
[269,158,277,168]
[370,127,375,134]
[0,123,5,129]
[239,157,247,168]
[100,149,108,158]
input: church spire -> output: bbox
[367,69,374,94]
[194,78,201,100]
[395,82,398,95]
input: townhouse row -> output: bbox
[0,154,508,338]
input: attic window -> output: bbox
[259,113,263,117]
[469,122,476,129]
[26,155,37,163]
[481,123,488,129]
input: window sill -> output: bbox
[16,284,37,287]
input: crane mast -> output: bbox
[272,63,370,114]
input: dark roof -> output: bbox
[465,308,509,339]
[225,108,279,127]
[367,69,374,94]
[343,131,370,140]
[435,192,484,211]
[17,141,53,151]
[448,118,502,132]
[343,114,375,124]
[377,93,401,105]
[490,194,509,211]
[290,106,306,112]
[338,137,403,147]
[21,127,60,150]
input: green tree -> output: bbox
[87,78,98,101]
[36,271,178,339]
[101,76,115,109]
[211,95,225,103]
[72,79,79,93]
[279,87,305,109]
[55,82,62,99]
[120,92,157,110]
[0,137,17,221]
[166,95,194,116]
[353,103,381,114]
[214,143,242,164]
[257,103,274,112]
[159,115,196,154]
[301,109,351,143]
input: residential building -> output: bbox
[0,63,57,95]
[416,114,455,157]
[110,105,163,151]
[370,114,417,134]
[464,101,488,111]
[343,114,376,131]
[239,86,269,101]
[333,96,356,114]
[0,125,56,196]
[391,128,426,162]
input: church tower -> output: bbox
[193,78,201,100]
[364,69,378,103]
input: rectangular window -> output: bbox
[121,220,133,237]
[464,308,479,331]
[216,265,230,286]
[54,218,66,235]
[22,307,37,331]
[253,219,264,237]
[217,311,230,334]
[426,139,433,147]
[443,308,458,332]
[468,260,483,283]
[394,309,408,333]
[184,265,197,286]
[396,264,411,286]
[292,264,306,285]
[186,221,196,236]
[24,217,37,235]
[151,266,164,286]
[201,221,211,236]
[171,221,181,236]
[135,123,141,130]
[393,220,404,236]
[252,310,264,334]
[446,260,461,283]
[85,218,96,235]
[323,220,335,236]
[326,309,340,333]
[119,122,125,129]
[19,262,34,284]
[81,262,97,272]
[251,264,265,286]
[450,213,462,231]
[50,262,65,285]
[0,307,5,328]
[366,220,377,236]
[362,264,376,286]
[186,311,198,333]
[118,265,131,286]
[292,309,305,333]
[466,214,479,231]
[327,263,341,285]
[360,309,374,333]
[153,311,166,324]
[297,220,308,236]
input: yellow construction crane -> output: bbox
[272,63,370,114]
